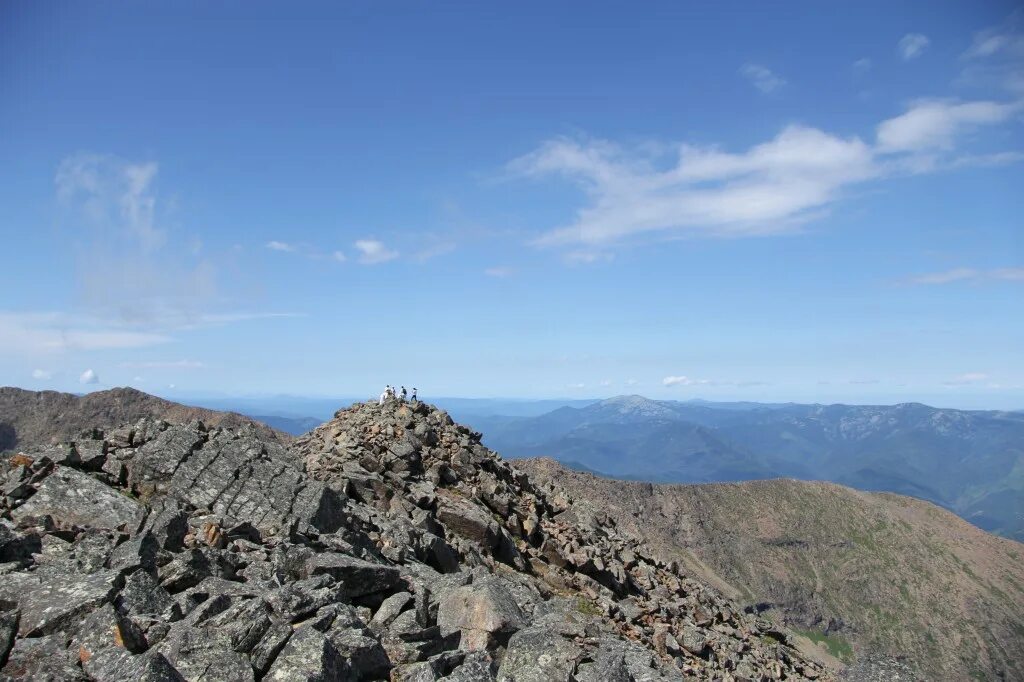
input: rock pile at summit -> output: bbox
[0,398,828,680]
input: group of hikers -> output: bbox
[378,384,417,405]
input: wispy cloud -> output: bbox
[960,12,1024,94]
[898,33,930,61]
[56,154,163,251]
[354,239,399,265]
[852,58,872,74]
[875,99,1023,152]
[509,93,1022,250]
[32,369,52,380]
[0,312,171,355]
[944,372,990,385]
[79,368,99,385]
[484,266,514,277]
[266,241,295,252]
[739,63,786,93]
[119,359,205,369]
[663,375,766,387]
[906,267,1024,285]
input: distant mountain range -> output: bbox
[469,395,1024,541]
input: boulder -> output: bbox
[436,494,499,549]
[12,466,144,531]
[497,625,582,681]
[264,626,351,681]
[304,553,401,598]
[1,633,86,680]
[0,568,121,636]
[437,579,525,651]
[82,648,185,682]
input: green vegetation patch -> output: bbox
[794,627,854,663]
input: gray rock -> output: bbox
[0,633,85,681]
[250,622,292,676]
[0,524,39,564]
[439,652,496,681]
[74,603,147,661]
[369,591,413,632]
[304,553,401,598]
[436,496,499,549]
[12,465,144,531]
[82,648,185,682]
[118,569,180,620]
[265,626,352,681]
[497,626,582,682]
[159,627,255,682]
[266,577,340,623]
[437,578,525,651]
[107,532,159,572]
[0,609,17,669]
[0,567,121,636]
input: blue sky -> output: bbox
[1,1,1022,408]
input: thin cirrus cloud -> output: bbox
[898,33,930,60]
[907,267,1024,285]
[119,359,205,369]
[0,311,171,355]
[663,375,767,388]
[508,92,1022,250]
[739,63,786,93]
[944,372,990,386]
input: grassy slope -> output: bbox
[519,458,1024,681]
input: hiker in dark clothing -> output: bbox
[400,386,408,402]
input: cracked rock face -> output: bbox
[0,402,830,681]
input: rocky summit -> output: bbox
[0,399,828,681]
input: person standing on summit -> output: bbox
[400,386,407,402]
[379,385,391,405]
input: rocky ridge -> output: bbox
[0,398,828,681]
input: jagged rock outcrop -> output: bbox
[0,399,829,681]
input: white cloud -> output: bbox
[510,94,1021,250]
[625,378,640,386]
[739,63,786,93]
[944,372,990,386]
[663,375,766,388]
[907,267,1024,285]
[484,266,514,277]
[354,239,398,264]
[898,33,930,60]
[79,369,99,384]
[663,375,710,387]
[876,99,1023,152]
[332,250,347,263]
[514,126,875,247]
[32,369,52,380]
[599,379,612,387]
[853,58,872,73]
[266,241,295,252]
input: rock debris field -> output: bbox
[0,400,829,681]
